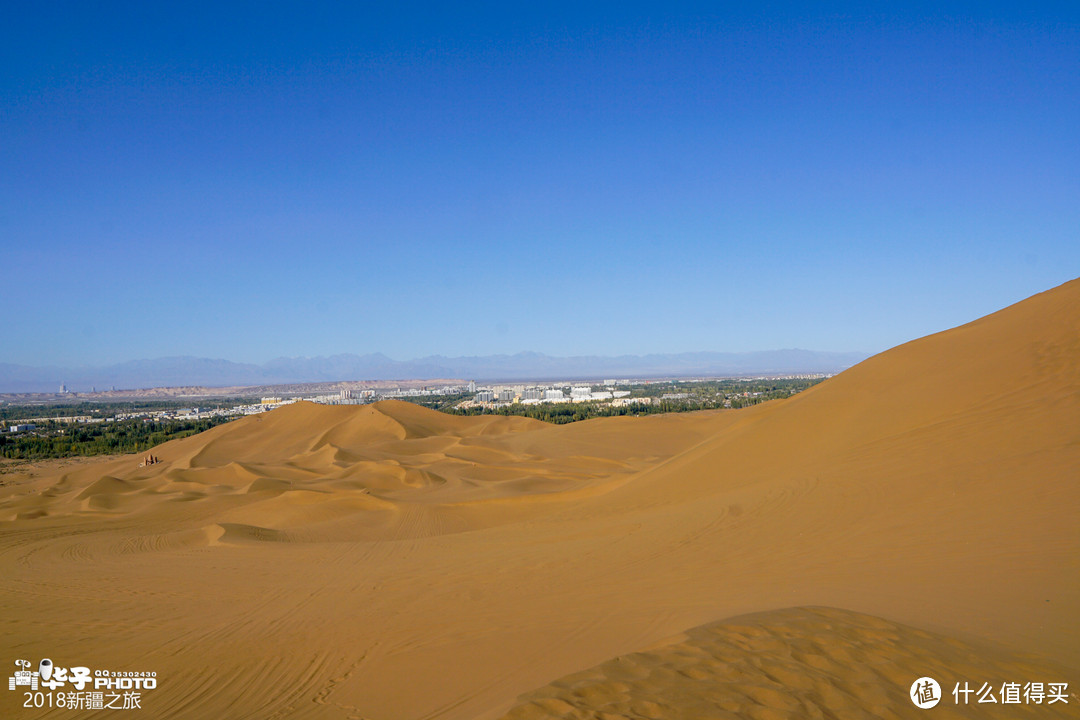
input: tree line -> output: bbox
[0,416,234,460]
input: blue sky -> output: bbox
[2,3,1077,367]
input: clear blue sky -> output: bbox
[2,2,1077,367]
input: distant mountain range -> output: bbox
[0,350,870,394]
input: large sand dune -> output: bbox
[2,279,1078,719]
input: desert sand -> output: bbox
[1,279,1078,719]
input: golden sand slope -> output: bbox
[1,279,1078,719]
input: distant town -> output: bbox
[0,375,830,460]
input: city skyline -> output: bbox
[2,4,1077,367]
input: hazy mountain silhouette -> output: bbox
[0,350,868,393]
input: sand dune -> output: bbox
[1,279,1078,719]
[500,607,1077,720]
